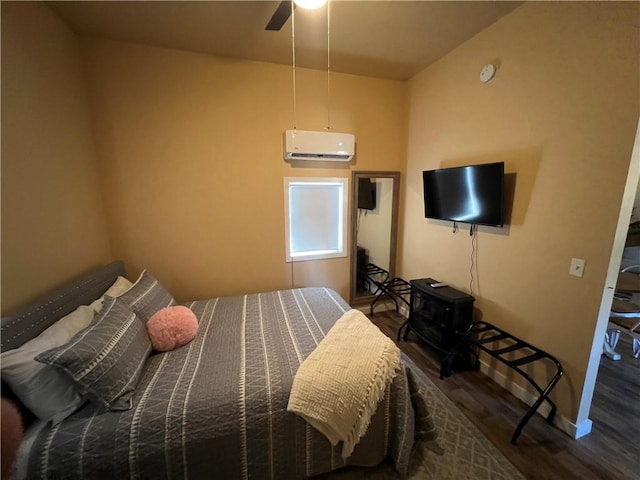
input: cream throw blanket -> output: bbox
[287,309,401,458]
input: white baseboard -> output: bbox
[571,419,593,439]
[478,361,588,439]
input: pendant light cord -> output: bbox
[292,0,331,131]
[291,0,298,130]
[326,0,331,130]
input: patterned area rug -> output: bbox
[319,354,525,480]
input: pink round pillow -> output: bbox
[147,306,198,352]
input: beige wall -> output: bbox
[401,1,639,422]
[81,39,407,301]
[0,2,112,314]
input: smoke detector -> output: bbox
[480,64,497,83]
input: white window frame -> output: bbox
[284,177,348,262]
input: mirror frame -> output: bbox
[349,171,401,306]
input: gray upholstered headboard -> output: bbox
[1,261,125,353]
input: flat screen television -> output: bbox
[422,162,504,227]
[358,178,376,210]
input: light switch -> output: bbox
[570,258,586,277]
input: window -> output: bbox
[284,177,348,262]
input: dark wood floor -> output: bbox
[367,310,639,480]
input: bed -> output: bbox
[1,262,422,479]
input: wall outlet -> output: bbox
[570,258,586,277]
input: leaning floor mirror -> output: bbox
[350,171,400,306]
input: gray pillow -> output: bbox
[118,270,175,322]
[36,296,151,411]
[0,276,134,424]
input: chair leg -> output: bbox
[603,330,622,361]
[608,329,621,349]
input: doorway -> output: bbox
[576,118,640,436]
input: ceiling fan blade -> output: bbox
[265,1,293,31]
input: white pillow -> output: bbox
[0,276,133,423]
[89,275,134,310]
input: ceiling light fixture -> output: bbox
[294,0,327,10]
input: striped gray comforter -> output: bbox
[19,288,417,479]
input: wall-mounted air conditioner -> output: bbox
[283,130,355,162]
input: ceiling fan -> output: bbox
[265,1,295,31]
